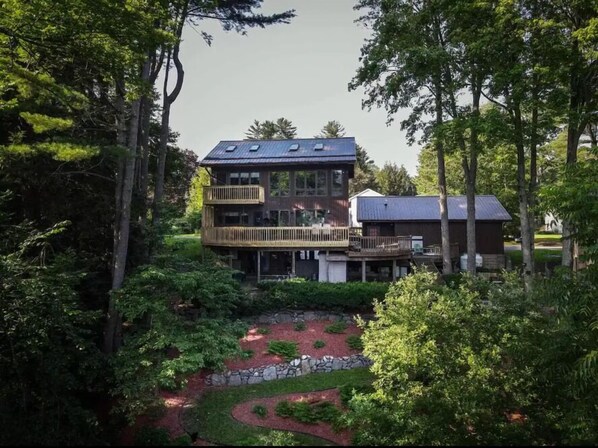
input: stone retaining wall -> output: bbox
[206,354,372,387]
[244,310,376,326]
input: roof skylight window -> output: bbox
[225,145,237,152]
[289,143,299,151]
[249,144,260,151]
[314,143,324,151]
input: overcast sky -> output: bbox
[170,0,419,174]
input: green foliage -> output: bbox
[339,383,374,406]
[324,321,348,334]
[275,400,341,425]
[252,404,268,419]
[257,327,272,335]
[249,279,389,313]
[241,349,255,360]
[245,118,297,139]
[239,431,299,446]
[267,340,299,362]
[170,434,193,446]
[293,321,307,331]
[313,340,326,349]
[346,335,364,351]
[0,228,104,445]
[111,256,248,422]
[134,426,171,446]
[376,161,416,196]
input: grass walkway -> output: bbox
[182,368,374,446]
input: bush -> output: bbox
[134,426,171,446]
[324,321,348,334]
[275,400,341,424]
[313,340,326,349]
[252,404,268,419]
[239,430,299,446]
[267,340,299,361]
[346,335,364,351]
[256,327,271,335]
[339,383,375,406]
[293,321,307,331]
[240,280,390,314]
[171,434,193,446]
[240,349,254,360]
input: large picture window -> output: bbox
[223,212,249,225]
[270,171,290,197]
[331,170,343,196]
[230,172,259,186]
[295,170,327,196]
[268,210,290,227]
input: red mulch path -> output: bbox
[231,389,353,446]
[226,320,363,370]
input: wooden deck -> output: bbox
[348,236,412,258]
[203,185,264,205]
[202,226,350,248]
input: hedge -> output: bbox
[237,279,389,314]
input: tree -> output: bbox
[316,120,346,138]
[245,117,297,139]
[376,162,415,196]
[185,167,212,232]
[351,0,453,273]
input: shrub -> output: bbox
[274,400,293,418]
[239,431,299,446]
[324,321,348,334]
[339,383,375,406]
[171,434,193,446]
[267,340,299,361]
[240,349,254,360]
[252,404,268,419]
[274,400,341,425]
[346,335,364,351]
[313,339,326,349]
[293,321,307,331]
[239,280,390,314]
[256,327,271,335]
[134,426,171,446]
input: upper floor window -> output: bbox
[230,172,259,186]
[331,170,343,196]
[270,171,290,197]
[296,170,327,196]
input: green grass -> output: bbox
[182,368,374,446]
[507,248,562,266]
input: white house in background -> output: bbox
[544,212,563,233]
[349,188,383,227]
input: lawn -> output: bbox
[507,248,562,266]
[182,368,374,446]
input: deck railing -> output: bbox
[419,243,460,259]
[349,235,412,256]
[203,185,264,205]
[202,226,350,248]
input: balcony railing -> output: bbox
[202,226,350,248]
[348,235,412,257]
[203,185,264,205]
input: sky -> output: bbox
[170,0,419,174]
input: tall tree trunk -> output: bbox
[434,81,452,274]
[513,104,534,285]
[464,80,481,275]
[528,86,539,271]
[104,63,150,354]
[152,3,187,235]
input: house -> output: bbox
[199,137,358,282]
[356,195,512,275]
[199,138,512,282]
[349,188,383,227]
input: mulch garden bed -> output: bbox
[226,320,363,371]
[231,389,353,446]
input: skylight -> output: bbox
[314,143,324,151]
[225,145,237,152]
[249,144,260,151]
[289,143,299,151]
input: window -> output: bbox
[249,144,260,151]
[289,143,299,151]
[296,170,327,196]
[332,169,343,196]
[270,171,290,197]
[229,172,259,185]
[269,210,290,227]
[225,145,236,152]
[223,212,249,225]
[296,209,326,226]
[314,143,324,151]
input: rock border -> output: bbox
[243,310,376,326]
[206,354,372,387]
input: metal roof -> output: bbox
[200,137,356,167]
[357,195,512,222]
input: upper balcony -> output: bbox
[203,185,264,205]
[348,235,412,257]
